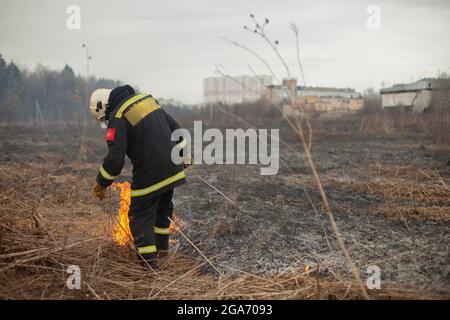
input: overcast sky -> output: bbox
[1,0,449,103]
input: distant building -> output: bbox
[262,79,363,116]
[203,75,272,105]
[380,78,450,113]
[297,86,361,99]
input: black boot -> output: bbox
[138,252,158,270]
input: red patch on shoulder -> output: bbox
[106,128,116,141]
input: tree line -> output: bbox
[0,53,121,125]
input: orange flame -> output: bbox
[111,182,133,246]
[169,212,181,233]
[169,212,182,244]
[112,182,180,247]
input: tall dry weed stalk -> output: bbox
[222,15,370,299]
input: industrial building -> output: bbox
[380,78,450,113]
[203,75,272,105]
[262,79,363,116]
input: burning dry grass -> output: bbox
[1,162,444,300]
[0,162,446,299]
[0,223,435,300]
[111,182,133,246]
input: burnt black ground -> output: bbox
[172,133,449,294]
[1,124,449,295]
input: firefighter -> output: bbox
[89,85,189,268]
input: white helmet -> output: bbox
[89,88,112,128]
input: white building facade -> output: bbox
[203,75,272,104]
[381,79,450,113]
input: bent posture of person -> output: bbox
[89,85,190,268]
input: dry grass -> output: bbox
[322,162,450,221]
[0,162,444,300]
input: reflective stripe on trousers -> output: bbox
[131,171,185,197]
[137,245,156,254]
[154,226,170,235]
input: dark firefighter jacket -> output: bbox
[96,85,185,198]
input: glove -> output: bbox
[92,181,106,200]
[182,155,193,169]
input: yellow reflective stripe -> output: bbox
[99,166,117,180]
[124,98,160,126]
[131,171,186,197]
[137,245,157,254]
[116,94,148,118]
[154,227,170,235]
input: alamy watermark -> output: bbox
[366,5,381,30]
[66,265,81,289]
[171,121,279,176]
[366,265,381,289]
[66,5,81,30]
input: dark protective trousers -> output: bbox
[128,189,174,262]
